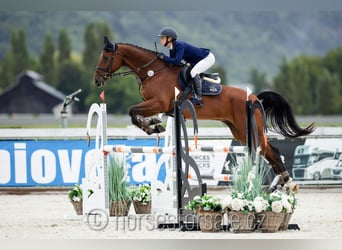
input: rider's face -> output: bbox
[159,36,172,48]
[159,36,167,46]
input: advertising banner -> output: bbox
[0,139,165,187]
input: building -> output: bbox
[0,71,66,114]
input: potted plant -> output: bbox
[108,153,131,216]
[67,184,83,215]
[224,149,269,233]
[67,184,94,215]
[257,188,297,232]
[186,194,224,232]
[129,183,152,214]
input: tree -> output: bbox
[85,75,142,114]
[56,60,90,112]
[322,47,342,112]
[58,29,71,64]
[11,29,30,73]
[0,29,32,89]
[316,69,341,114]
[273,53,341,115]
[249,68,270,93]
[82,22,113,72]
[39,33,56,85]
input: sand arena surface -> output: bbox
[0,187,341,239]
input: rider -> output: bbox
[157,26,215,107]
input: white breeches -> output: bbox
[190,52,215,78]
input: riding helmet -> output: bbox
[157,27,178,40]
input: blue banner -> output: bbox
[0,139,166,187]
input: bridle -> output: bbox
[95,47,165,82]
[95,50,115,81]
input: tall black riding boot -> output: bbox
[193,74,203,107]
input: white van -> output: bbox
[333,155,342,180]
[304,152,341,180]
[292,145,335,180]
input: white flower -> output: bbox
[271,200,283,213]
[253,196,267,213]
[281,196,293,213]
[270,190,282,199]
[237,192,244,199]
[221,196,232,209]
[72,196,81,202]
[247,200,254,211]
[231,198,243,211]
[193,195,200,200]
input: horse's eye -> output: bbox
[102,56,109,62]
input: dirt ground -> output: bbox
[0,186,341,239]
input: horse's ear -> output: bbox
[103,36,116,51]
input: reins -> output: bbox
[108,50,164,82]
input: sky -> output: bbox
[1,0,342,11]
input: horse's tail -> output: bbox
[257,91,316,138]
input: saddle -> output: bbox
[177,64,222,104]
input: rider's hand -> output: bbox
[157,52,164,59]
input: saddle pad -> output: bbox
[202,80,222,96]
[178,74,222,96]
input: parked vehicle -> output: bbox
[333,155,342,180]
[304,152,341,180]
[292,145,336,180]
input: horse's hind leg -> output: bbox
[262,142,289,184]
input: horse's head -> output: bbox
[93,36,123,87]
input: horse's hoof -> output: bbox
[149,117,162,125]
[153,124,166,134]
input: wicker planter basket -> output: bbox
[228,211,256,233]
[71,201,83,215]
[197,210,223,232]
[133,201,151,214]
[279,212,293,230]
[259,211,286,233]
[110,200,131,216]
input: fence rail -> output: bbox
[1,127,342,140]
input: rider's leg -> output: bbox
[193,74,203,107]
[190,52,215,107]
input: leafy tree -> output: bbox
[39,33,56,85]
[273,53,342,115]
[322,47,342,82]
[274,55,317,114]
[85,73,142,114]
[316,69,341,114]
[322,47,342,111]
[0,29,33,89]
[58,29,71,64]
[11,29,30,73]
[0,53,15,90]
[82,22,113,72]
[56,60,90,112]
[249,68,270,93]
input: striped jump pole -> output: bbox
[187,173,233,182]
[102,145,248,155]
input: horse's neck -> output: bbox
[119,44,155,68]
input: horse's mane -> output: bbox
[117,42,158,55]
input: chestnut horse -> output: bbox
[93,36,315,185]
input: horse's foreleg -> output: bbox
[129,100,166,135]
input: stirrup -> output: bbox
[194,98,203,108]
